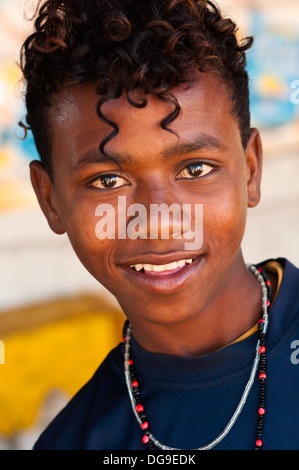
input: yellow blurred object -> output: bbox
[0,149,14,168]
[0,179,37,211]
[0,295,124,436]
[0,63,22,127]
[256,74,288,99]
[0,148,37,211]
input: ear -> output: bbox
[29,160,66,234]
[245,128,263,208]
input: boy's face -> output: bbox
[30,73,262,330]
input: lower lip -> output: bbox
[121,256,203,294]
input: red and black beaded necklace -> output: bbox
[123,264,272,450]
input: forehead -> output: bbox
[48,73,241,167]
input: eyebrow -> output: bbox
[72,133,226,170]
[71,149,132,170]
[161,134,226,158]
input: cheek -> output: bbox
[203,180,248,250]
[65,202,97,242]
[59,200,129,296]
[59,200,112,273]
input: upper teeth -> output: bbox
[130,259,194,272]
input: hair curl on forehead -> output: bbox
[20,0,253,178]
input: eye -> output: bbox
[90,174,128,190]
[178,162,214,179]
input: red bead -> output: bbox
[259,346,266,354]
[259,408,266,415]
[259,373,267,380]
[258,319,264,324]
[256,439,263,447]
[142,435,150,444]
[267,301,271,307]
[141,421,149,430]
[123,337,127,342]
[128,359,134,365]
[266,280,271,286]
[136,404,144,413]
[258,268,262,273]
[132,380,139,387]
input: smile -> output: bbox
[129,258,195,275]
[122,255,203,294]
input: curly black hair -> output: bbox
[20,0,253,178]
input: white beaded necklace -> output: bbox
[124,264,270,450]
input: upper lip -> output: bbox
[118,251,202,266]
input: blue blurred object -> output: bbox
[16,128,39,161]
[0,119,39,161]
[247,11,299,128]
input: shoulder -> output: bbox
[33,342,124,450]
[270,258,299,302]
[259,257,299,294]
[260,258,299,369]
[260,258,299,334]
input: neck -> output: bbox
[126,258,266,358]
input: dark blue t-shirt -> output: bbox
[33,258,299,450]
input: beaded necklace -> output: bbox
[123,264,272,450]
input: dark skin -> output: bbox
[30,72,277,357]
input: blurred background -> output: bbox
[0,0,299,450]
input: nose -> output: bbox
[127,177,185,241]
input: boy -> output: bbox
[20,0,299,450]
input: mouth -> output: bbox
[121,255,203,294]
[129,257,196,276]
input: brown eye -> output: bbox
[91,174,127,189]
[186,164,204,177]
[179,163,213,179]
[101,175,118,188]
